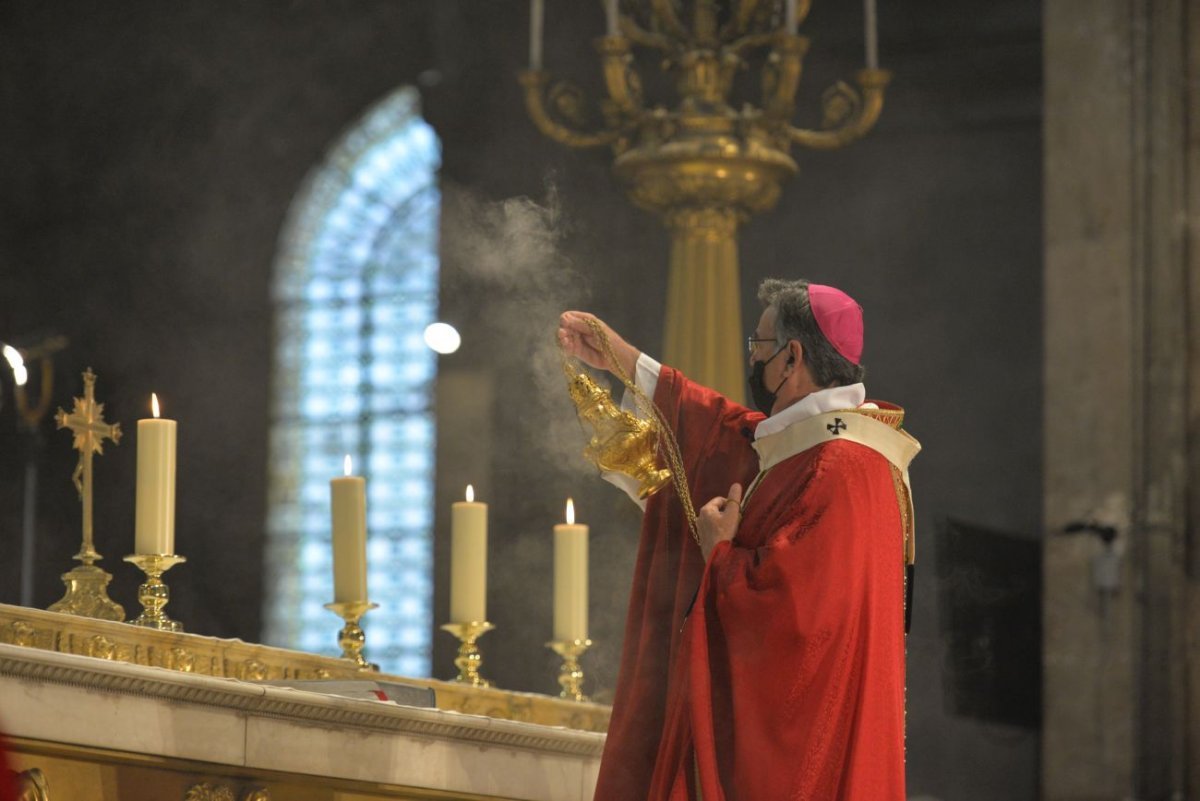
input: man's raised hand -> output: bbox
[557,311,640,378]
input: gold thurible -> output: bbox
[324,601,380,671]
[563,362,670,499]
[547,638,593,702]
[124,553,187,631]
[440,620,495,687]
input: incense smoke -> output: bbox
[440,181,601,477]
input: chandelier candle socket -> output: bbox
[450,485,488,624]
[529,0,544,70]
[553,498,589,643]
[331,455,368,604]
[134,393,177,555]
[865,0,879,69]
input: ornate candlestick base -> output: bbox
[123,554,187,631]
[440,621,495,687]
[48,560,125,622]
[547,638,593,702]
[324,601,380,670]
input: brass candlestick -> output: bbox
[440,621,495,687]
[547,638,593,702]
[324,601,380,670]
[124,554,187,631]
[49,369,124,621]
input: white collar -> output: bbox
[754,383,868,440]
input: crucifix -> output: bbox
[47,368,125,621]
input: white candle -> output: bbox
[530,0,544,69]
[865,0,879,69]
[785,0,797,33]
[606,0,618,36]
[331,455,367,603]
[553,498,589,642]
[450,485,488,623]
[135,393,177,555]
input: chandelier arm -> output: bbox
[650,0,690,41]
[729,31,783,56]
[722,0,763,38]
[599,40,646,117]
[619,16,676,53]
[787,68,889,150]
[760,36,810,119]
[519,71,624,149]
[793,0,815,28]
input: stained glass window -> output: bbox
[264,87,440,677]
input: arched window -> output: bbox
[264,87,440,677]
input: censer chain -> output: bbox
[583,319,701,545]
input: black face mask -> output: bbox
[748,344,789,413]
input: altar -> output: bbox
[0,605,607,800]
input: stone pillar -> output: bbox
[1043,1,1196,799]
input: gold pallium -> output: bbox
[48,369,124,622]
[560,320,701,544]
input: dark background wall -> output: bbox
[0,2,1041,799]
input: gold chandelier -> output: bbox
[521,0,888,401]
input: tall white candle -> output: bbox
[450,485,488,623]
[530,0,545,69]
[605,0,618,36]
[135,393,177,555]
[785,0,797,33]
[331,455,368,603]
[865,0,879,69]
[553,498,589,642]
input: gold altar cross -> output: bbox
[55,368,121,565]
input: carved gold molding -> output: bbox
[0,604,609,734]
[185,783,269,801]
[8,737,551,801]
[17,768,49,801]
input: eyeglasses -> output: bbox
[747,336,776,355]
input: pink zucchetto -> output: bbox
[808,284,864,365]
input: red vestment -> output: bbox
[595,367,908,801]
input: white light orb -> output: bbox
[423,322,461,355]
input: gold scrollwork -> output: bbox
[184,784,235,801]
[9,621,36,647]
[184,783,270,801]
[85,635,115,660]
[237,658,267,681]
[167,646,196,672]
[15,768,50,801]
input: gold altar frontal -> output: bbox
[0,604,609,801]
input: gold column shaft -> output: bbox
[663,209,745,403]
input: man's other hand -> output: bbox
[698,482,743,561]
[557,311,640,378]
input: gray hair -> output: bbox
[757,278,865,387]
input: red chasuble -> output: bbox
[594,366,910,801]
